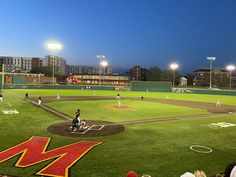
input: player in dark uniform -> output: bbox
[25,93,29,100]
[71,109,81,132]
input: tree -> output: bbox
[146,66,162,81]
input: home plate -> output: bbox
[2,109,19,114]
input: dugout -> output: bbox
[131,81,172,92]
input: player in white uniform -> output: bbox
[56,94,60,100]
[0,93,3,103]
[216,99,221,107]
[38,96,42,105]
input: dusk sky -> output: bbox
[0,0,236,74]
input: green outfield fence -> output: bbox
[1,84,116,90]
[131,81,172,92]
[188,88,236,96]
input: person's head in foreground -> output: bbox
[126,171,138,177]
[224,163,236,177]
[180,172,195,177]
[194,170,207,177]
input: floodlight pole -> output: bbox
[52,52,55,85]
[1,64,4,92]
[227,65,235,90]
[207,57,216,89]
[46,42,62,85]
[173,68,176,88]
[96,55,105,85]
[170,63,179,88]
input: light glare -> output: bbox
[226,65,235,71]
[100,60,108,67]
[170,63,179,70]
[46,42,62,51]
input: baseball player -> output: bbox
[216,99,221,107]
[79,119,88,131]
[56,94,60,100]
[116,93,120,100]
[38,96,42,105]
[71,109,81,132]
[0,93,3,103]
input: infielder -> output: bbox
[216,99,221,107]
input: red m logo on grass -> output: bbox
[0,137,102,177]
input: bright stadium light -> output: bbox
[170,63,179,88]
[207,56,216,89]
[47,43,63,51]
[100,60,108,67]
[226,64,235,90]
[46,42,63,84]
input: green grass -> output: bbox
[9,89,236,106]
[46,100,208,122]
[0,89,235,177]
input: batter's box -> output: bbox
[2,109,19,114]
[90,125,105,130]
[202,122,236,129]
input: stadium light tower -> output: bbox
[96,55,107,85]
[170,63,179,88]
[46,42,62,84]
[207,57,216,89]
[226,65,235,90]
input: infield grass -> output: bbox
[46,100,209,122]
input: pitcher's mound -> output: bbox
[47,120,125,137]
[107,105,134,110]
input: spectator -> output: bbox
[126,171,138,177]
[194,170,207,177]
[224,163,236,177]
[180,172,195,177]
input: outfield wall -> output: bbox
[188,88,236,96]
[2,84,115,90]
[131,81,172,92]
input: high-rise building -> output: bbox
[44,55,66,76]
[130,66,142,80]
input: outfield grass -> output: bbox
[46,100,209,122]
[9,89,236,106]
[0,89,235,177]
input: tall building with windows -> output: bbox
[193,68,230,87]
[44,55,66,76]
[0,56,55,73]
[130,66,142,80]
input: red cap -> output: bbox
[126,171,138,177]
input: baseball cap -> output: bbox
[180,172,195,177]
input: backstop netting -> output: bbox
[131,81,172,92]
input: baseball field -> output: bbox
[0,89,235,177]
